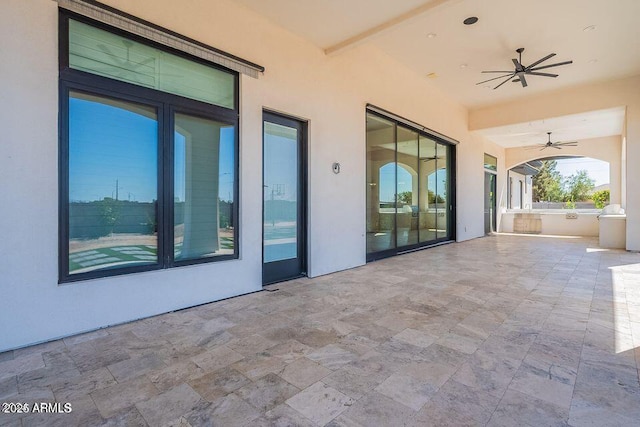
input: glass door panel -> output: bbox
[436,143,449,239]
[419,136,438,243]
[263,113,305,284]
[366,114,396,254]
[365,110,455,260]
[396,126,419,247]
[484,172,497,234]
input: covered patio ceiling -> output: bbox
[232,0,638,149]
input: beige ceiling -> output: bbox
[475,107,626,148]
[232,0,638,146]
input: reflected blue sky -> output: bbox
[264,132,297,202]
[69,95,235,203]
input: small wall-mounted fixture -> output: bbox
[332,162,341,174]
[463,16,479,25]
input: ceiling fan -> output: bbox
[525,132,578,150]
[477,48,573,89]
[97,41,157,83]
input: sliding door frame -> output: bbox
[366,108,456,262]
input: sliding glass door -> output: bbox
[366,110,455,261]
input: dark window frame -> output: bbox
[261,110,308,285]
[365,109,457,262]
[58,11,240,283]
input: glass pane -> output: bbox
[69,19,235,109]
[436,143,449,239]
[396,126,419,247]
[174,114,235,261]
[68,91,158,274]
[419,136,438,243]
[484,153,497,171]
[366,113,396,253]
[484,173,496,234]
[263,122,298,263]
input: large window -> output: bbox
[59,13,238,282]
[366,109,455,260]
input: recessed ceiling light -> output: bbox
[583,25,596,32]
[427,72,438,79]
[460,63,468,69]
[427,33,437,38]
[463,16,479,25]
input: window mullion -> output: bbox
[162,104,173,268]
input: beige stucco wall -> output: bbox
[0,0,502,351]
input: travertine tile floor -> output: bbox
[2,234,640,426]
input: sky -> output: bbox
[263,128,298,202]
[69,95,235,204]
[554,158,609,186]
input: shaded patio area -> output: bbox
[1,234,639,426]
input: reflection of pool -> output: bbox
[264,223,297,262]
[69,245,157,274]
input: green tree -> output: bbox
[98,197,120,236]
[565,170,595,202]
[427,190,445,204]
[532,160,564,202]
[397,191,413,205]
[592,189,610,209]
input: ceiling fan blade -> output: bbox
[552,146,562,149]
[530,60,573,71]
[138,57,155,67]
[476,74,514,85]
[554,142,578,146]
[512,58,522,71]
[518,73,528,87]
[494,75,513,90]
[525,145,544,150]
[481,70,514,73]
[97,44,113,55]
[539,146,548,151]
[526,71,558,78]
[526,53,556,70]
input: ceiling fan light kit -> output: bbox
[477,48,573,90]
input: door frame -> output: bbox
[484,171,497,234]
[365,108,457,262]
[262,110,308,285]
